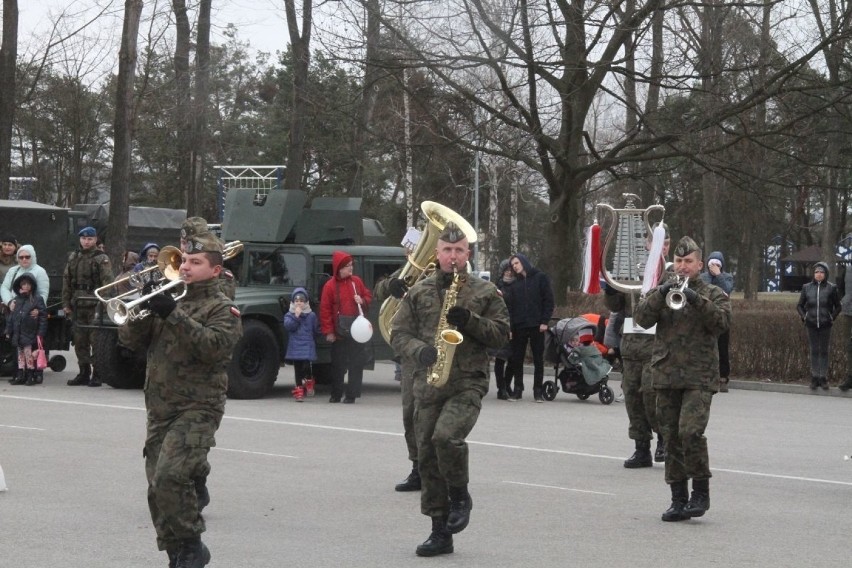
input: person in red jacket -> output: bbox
[320,251,373,403]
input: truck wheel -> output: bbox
[94,329,146,389]
[227,320,279,399]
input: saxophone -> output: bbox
[427,263,465,387]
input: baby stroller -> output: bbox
[542,317,615,404]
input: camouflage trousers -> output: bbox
[401,367,417,463]
[144,409,222,551]
[656,388,713,484]
[621,357,658,441]
[71,307,97,366]
[414,387,483,518]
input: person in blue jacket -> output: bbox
[700,251,734,391]
[283,287,321,401]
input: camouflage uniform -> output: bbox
[605,291,658,442]
[634,273,731,484]
[62,247,113,368]
[375,269,418,465]
[181,217,236,300]
[119,259,242,553]
[391,269,509,518]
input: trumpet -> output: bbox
[665,276,690,310]
[95,245,184,302]
[106,279,187,325]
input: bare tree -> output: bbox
[108,0,144,268]
[283,0,312,191]
[0,0,18,199]
[189,0,211,214]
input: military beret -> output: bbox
[181,217,208,240]
[186,232,223,254]
[673,236,701,258]
[78,226,97,237]
[438,221,468,244]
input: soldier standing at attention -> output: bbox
[391,222,510,557]
[63,226,114,386]
[119,232,242,568]
[635,236,731,522]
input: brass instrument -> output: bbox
[665,276,690,310]
[379,201,477,343]
[106,279,187,324]
[223,240,244,261]
[427,263,464,388]
[94,246,183,302]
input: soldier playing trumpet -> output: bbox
[635,236,731,523]
[391,222,509,557]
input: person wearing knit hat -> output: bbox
[635,235,732,522]
[797,261,841,390]
[700,251,734,392]
[0,234,17,283]
[283,287,320,402]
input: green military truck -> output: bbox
[94,189,406,399]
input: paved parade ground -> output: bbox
[1,360,850,568]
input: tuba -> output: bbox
[427,263,464,387]
[378,201,477,343]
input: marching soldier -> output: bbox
[62,226,113,386]
[391,222,509,557]
[119,232,242,568]
[635,236,731,522]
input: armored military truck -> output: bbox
[92,189,406,399]
[219,189,405,398]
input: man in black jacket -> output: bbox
[504,253,555,402]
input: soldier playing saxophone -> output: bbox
[391,222,510,557]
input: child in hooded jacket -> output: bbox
[5,273,48,385]
[283,287,321,401]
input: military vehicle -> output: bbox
[93,189,407,399]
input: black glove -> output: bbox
[683,287,700,305]
[446,306,471,328]
[388,278,408,300]
[418,345,438,366]
[658,281,675,296]
[147,292,177,319]
[141,281,156,296]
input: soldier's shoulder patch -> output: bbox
[222,269,234,280]
[230,306,241,318]
[99,256,110,264]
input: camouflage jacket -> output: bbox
[118,278,243,420]
[62,248,113,309]
[391,270,510,395]
[634,277,731,390]
[603,289,654,361]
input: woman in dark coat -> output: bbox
[797,262,841,390]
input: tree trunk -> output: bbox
[0,0,18,200]
[189,0,211,215]
[172,0,191,211]
[283,0,312,192]
[108,0,143,269]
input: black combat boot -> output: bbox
[24,369,35,386]
[415,516,454,557]
[195,477,210,512]
[654,435,665,463]
[624,440,653,468]
[10,369,26,385]
[33,370,43,385]
[446,485,473,534]
[683,478,710,518]
[839,376,852,392]
[88,370,102,387]
[395,462,421,492]
[67,364,91,386]
[819,377,829,391]
[174,537,211,568]
[661,480,690,522]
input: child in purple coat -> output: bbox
[283,287,321,401]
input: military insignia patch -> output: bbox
[230,306,241,318]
